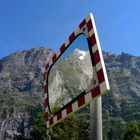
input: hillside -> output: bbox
[0,48,140,139]
[0,48,53,139]
[102,52,140,139]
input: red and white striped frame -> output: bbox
[43,13,110,128]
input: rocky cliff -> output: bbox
[102,52,140,139]
[48,48,97,113]
[0,48,140,139]
[0,48,53,140]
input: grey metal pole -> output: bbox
[90,96,102,140]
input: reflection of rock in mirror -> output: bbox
[48,34,98,114]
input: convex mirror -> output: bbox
[43,13,110,128]
[48,34,98,114]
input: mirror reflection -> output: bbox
[48,34,97,113]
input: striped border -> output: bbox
[43,13,110,128]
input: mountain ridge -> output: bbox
[0,47,140,139]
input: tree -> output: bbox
[123,121,140,140]
[31,112,47,140]
[31,112,89,140]
[50,114,89,140]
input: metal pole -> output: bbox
[90,96,102,140]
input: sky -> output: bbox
[61,34,89,59]
[0,0,140,59]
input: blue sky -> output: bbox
[0,0,140,59]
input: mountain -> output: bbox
[0,48,53,139]
[102,52,140,139]
[0,48,140,139]
[48,48,97,113]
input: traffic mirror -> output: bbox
[43,13,110,128]
[48,34,98,114]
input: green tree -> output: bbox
[31,112,89,140]
[31,112,47,140]
[123,121,140,140]
[50,114,89,140]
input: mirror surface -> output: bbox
[48,34,97,113]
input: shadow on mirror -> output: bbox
[48,34,98,114]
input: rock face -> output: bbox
[0,48,140,139]
[48,48,97,112]
[0,48,53,140]
[102,52,140,139]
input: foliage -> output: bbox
[13,134,25,140]
[31,112,46,140]
[123,121,140,140]
[103,115,126,140]
[31,112,89,140]
[50,114,89,140]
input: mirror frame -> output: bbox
[48,33,95,114]
[43,13,110,128]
